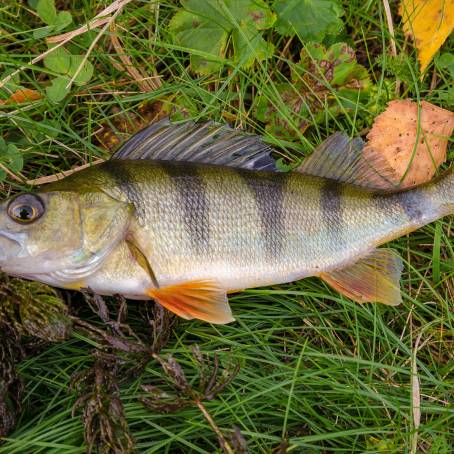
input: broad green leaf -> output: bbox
[0,143,23,175]
[169,10,228,74]
[33,25,54,39]
[43,46,71,74]
[5,144,23,173]
[36,0,57,25]
[232,20,273,68]
[68,56,94,86]
[46,76,70,102]
[273,0,344,41]
[180,0,231,29]
[54,11,73,32]
[169,0,275,74]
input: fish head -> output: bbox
[0,189,132,280]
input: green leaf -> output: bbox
[68,56,94,86]
[436,52,454,79]
[232,20,274,68]
[43,46,71,74]
[36,0,57,25]
[5,145,23,173]
[46,76,70,102]
[169,0,275,74]
[169,10,227,74]
[33,25,54,39]
[54,11,72,32]
[273,0,344,41]
[0,143,23,175]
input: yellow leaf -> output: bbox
[399,0,454,74]
[364,99,454,188]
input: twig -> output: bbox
[26,159,104,185]
[0,163,26,183]
[46,17,111,44]
[195,400,235,454]
[109,23,160,92]
[411,333,422,454]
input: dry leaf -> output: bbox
[364,99,454,188]
[399,0,454,74]
[0,88,41,105]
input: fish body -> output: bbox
[63,160,448,295]
[0,120,452,323]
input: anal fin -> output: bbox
[147,280,235,324]
[320,249,403,306]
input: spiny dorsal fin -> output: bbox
[298,132,399,190]
[111,118,277,171]
[320,248,403,306]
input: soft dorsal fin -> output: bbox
[298,132,399,190]
[111,118,277,171]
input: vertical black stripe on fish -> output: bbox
[399,190,424,222]
[161,162,209,254]
[99,161,148,224]
[238,169,286,259]
[321,180,343,245]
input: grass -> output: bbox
[0,0,453,452]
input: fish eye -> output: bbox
[7,194,45,224]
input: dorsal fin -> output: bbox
[111,118,277,171]
[298,132,399,190]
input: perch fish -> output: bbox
[0,119,452,323]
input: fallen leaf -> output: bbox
[399,0,454,74]
[0,88,42,105]
[364,99,454,188]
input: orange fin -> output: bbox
[147,280,235,324]
[320,249,403,306]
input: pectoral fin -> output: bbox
[320,249,403,306]
[146,280,235,324]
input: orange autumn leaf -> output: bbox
[0,88,42,105]
[364,99,454,188]
[399,0,454,74]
